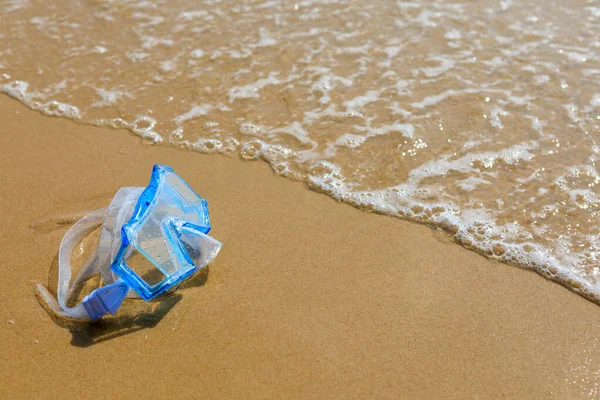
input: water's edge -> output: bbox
[3,91,596,305]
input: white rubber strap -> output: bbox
[36,187,143,320]
[36,208,104,319]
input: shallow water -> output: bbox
[2,0,600,300]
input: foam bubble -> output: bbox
[131,116,162,143]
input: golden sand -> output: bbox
[1,96,600,398]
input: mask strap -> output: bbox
[36,187,143,320]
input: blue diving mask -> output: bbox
[36,165,222,321]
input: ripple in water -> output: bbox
[1,0,600,301]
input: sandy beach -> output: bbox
[2,94,600,398]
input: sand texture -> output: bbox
[2,96,600,399]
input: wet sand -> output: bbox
[1,95,600,399]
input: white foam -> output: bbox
[421,56,455,78]
[126,51,150,62]
[269,122,317,148]
[3,0,29,13]
[364,123,415,139]
[411,90,457,108]
[178,10,209,20]
[344,90,381,112]
[91,46,108,54]
[444,29,462,40]
[456,176,492,191]
[1,80,81,119]
[159,60,176,72]
[174,104,213,124]
[256,28,277,47]
[133,12,165,26]
[334,133,367,149]
[190,49,204,58]
[91,88,130,108]
[141,36,174,49]
[489,105,508,129]
[565,52,588,63]
[415,10,439,27]
[228,73,282,101]
[335,44,370,55]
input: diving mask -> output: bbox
[37,165,222,320]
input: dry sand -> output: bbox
[1,95,600,399]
